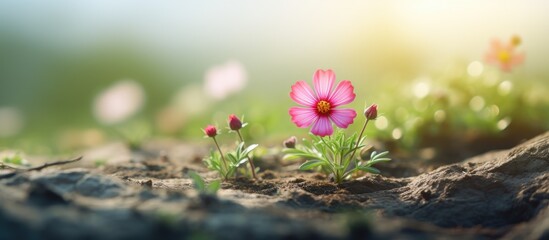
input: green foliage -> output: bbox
[114,120,152,150]
[94,159,107,167]
[189,171,221,195]
[2,153,25,166]
[203,142,258,180]
[154,209,181,228]
[0,152,30,170]
[369,65,549,150]
[283,131,391,183]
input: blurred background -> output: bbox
[1,0,548,158]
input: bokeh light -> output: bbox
[0,1,547,154]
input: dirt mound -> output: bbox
[0,132,548,239]
[383,132,548,229]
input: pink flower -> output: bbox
[93,80,145,125]
[203,125,218,138]
[485,37,525,72]
[289,69,357,137]
[364,104,378,120]
[228,114,242,131]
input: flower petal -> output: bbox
[289,107,318,128]
[310,116,333,137]
[329,80,355,107]
[290,81,317,107]
[313,69,335,100]
[485,52,497,64]
[330,108,357,128]
[490,39,503,50]
[511,52,525,65]
[500,63,512,72]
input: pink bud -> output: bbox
[364,104,378,120]
[204,125,217,137]
[283,136,297,148]
[228,114,242,131]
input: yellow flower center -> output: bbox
[498,51,511,63]
[316,100,331,114]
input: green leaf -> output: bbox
[227,154,238,164]
[282,148,305,154]
[344,144,366,158]
[285,151,323,160]
[372,151,389,159]
[3,155,23,165]
[226,167,236,178]
[242,144,258,155]
[372,158,392,162]
[370,151,378,160]
[299,160,325,170]
[206,180,221,194]
[189,171,205,191]
[236,142,245,151]
[282,154,303,161]
[363,158,390,167]
[357,166,381,174]
[236,158,248,167]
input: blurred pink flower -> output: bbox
[289,69,357,137]
[485,37,524,72]
[93,80,145,125]
[203,60,247,100]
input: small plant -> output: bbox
[283,131,390,183]
[94,159,107,168]
[228,114,258,179]
[284,69,390,183]
[0,151,28,168]
[202,115,259,180]
[204,141,258,180]
[189,171,221,195]
[2,153,25,166]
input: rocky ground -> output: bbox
[1,132,548,240]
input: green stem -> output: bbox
[212,137,228,180]
[320,136,332,162]
[319,136,333,178]
[237,130,257,180]
[348,119,370,164]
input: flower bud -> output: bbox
[228,114,242,130]
[511,35,521,46]
[283,136,297,148]
[204,125,217,137]
[364,104,378,120]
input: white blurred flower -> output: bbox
[203,60,248,100]
[173,84,211,115]
[0,107,24,138]
[93,79,145,125]
[155,84,211,134]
